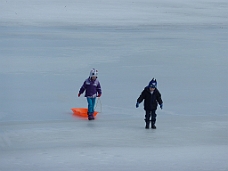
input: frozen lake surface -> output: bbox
[0,0,228,170]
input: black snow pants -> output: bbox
[145,110,157,124]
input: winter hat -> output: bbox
[90,68,98,78]
[148,78,157,88]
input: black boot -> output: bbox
[145,119,150,129]
[88,113,94,120]
[151,122,156,129]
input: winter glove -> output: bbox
[97,94,101,97]
[136,102,139,108]
[160,103,163,109]
[78,93,81,97]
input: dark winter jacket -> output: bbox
[137,87,163,111]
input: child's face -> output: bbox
[91,76,96,80]
[149,87,155,91]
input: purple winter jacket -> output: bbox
[79,78,102,97]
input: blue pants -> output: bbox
[87,97,96,114]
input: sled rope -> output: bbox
[95,97,102,113]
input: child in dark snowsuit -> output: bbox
[78,68,102,120]
[136,78,163,129]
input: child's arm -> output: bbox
[136,90,145,108]
[138,90,146,103]
[78,81,86,96]
[156,90,163,109]
[156,90,163,105]
[96,82,102,96]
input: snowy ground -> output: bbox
[0,0,228,171]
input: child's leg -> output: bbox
[86,97,96,120]
[151,110,157,128]
[151,110,157,123]
[144,111,151,129]
[91,98,96,114]
[145,111,151,121]
[87,98,93,113]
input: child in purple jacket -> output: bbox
[78,68,102,120]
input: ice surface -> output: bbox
[0,0,228,171]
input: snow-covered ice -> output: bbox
[0,0,228,170]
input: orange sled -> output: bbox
[71,108,98,118]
